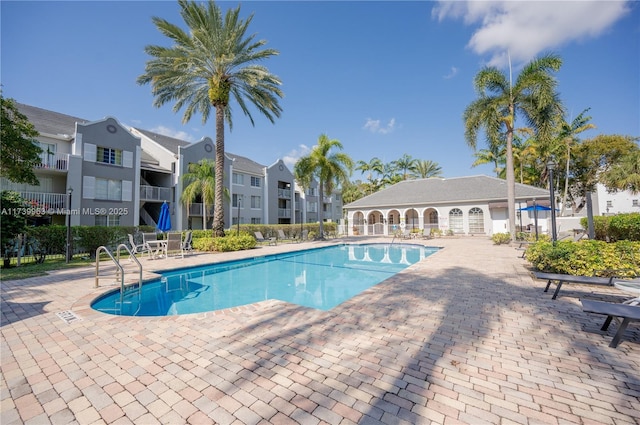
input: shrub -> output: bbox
[580,213,640,241]
[193,232,257,252]
[609,213,640,241]
[491,232,511,245]
[25,225,67,255]
[525,240,640,277]
[75,226,125,258]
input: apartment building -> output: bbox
[6,103,343,230]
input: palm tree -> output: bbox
[464,53,564,241]
[391,154,417,180]
[294,134,353,239]
[181,159,216,230]
[138,0,283,236]
[556,109,595,215]
[412,159,443,179]
[355,157,384,193]
[601,148,640,194]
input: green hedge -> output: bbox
[581,213,640,241]
[192,232,257,252]
[525,240,640,277]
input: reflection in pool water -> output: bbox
[91,244,438,316]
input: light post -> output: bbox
[547,160,558,244]
[66,187,73,263]
[533,198,539,241]
[236,196,241,236]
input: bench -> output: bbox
[533,271,615,300]
[581,300,640,348]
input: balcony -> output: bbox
[140,185,172,201]
[278,188,292,199]
[35,153,69,172]
[188,203,214,217]
[20,192,67,211]
[278,208,291,218]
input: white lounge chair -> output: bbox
[128,233,149,256]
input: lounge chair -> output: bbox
[128,233,149,256]
[277,229,290,242]
[581,299,640,348]
[254,231,276,246]
[533,271,616,299]
[182,230,193,254]
[402,229,413,239]
[165,232,184,259]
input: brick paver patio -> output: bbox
[1,237,639,424]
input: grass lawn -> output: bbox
[0,257,93,281]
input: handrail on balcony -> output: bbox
[278,188,292,199]
[20,192,67,210]
[139,185,172,201]
[35,153,69,171]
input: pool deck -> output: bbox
[1,236,639,424]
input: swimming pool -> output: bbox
[91,243,438,316]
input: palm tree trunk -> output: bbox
[318,181,325,239]
[506,131,517,242]
[213,106,225,237]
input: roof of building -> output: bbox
[17,103,89,137]
[226,152,265,175]
[133,127,190,153]
[344,175,550,209]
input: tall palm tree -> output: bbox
[355,157,384,193]
[464,53,564,241]
[181,159,216,230]
[412,159,443,179]
[294,134,353,239]
[556,108,595,215]
[138,0,283,236]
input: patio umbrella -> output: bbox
[156,201,171,233]
[518,205,552,211]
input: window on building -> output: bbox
[449,208,464,233]
[95,178,122,200]
[38,142,57,167]
[307,188,316,196]
[468,207,485,234]
[251,196,261,209]
[96,147,122,166]
[95,215,121,226]
[232,173,244,185]
[251,218,261,224]
[250,176,261,187]
[232,194,242,208]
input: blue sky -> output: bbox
[2,1,638,180]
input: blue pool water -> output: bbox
[91,244,438,316]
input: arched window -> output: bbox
[449,208,463,233]
[469,207,485,234]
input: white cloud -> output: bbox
[150,125,195,142]
[433,1,631,67]
[444,66,459,79]
[363,117,396,134]
[282,144,312,169]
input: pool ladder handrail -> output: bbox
[95,244,143,315]
[95,244,143,294]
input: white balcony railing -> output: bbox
[35,153,69,171]
[188,203,214,217]
[139,185,172,201]
[278,208,291,218]
[278,188,292,199]
[20,192,67,211]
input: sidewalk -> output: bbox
[1,237,638,424]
